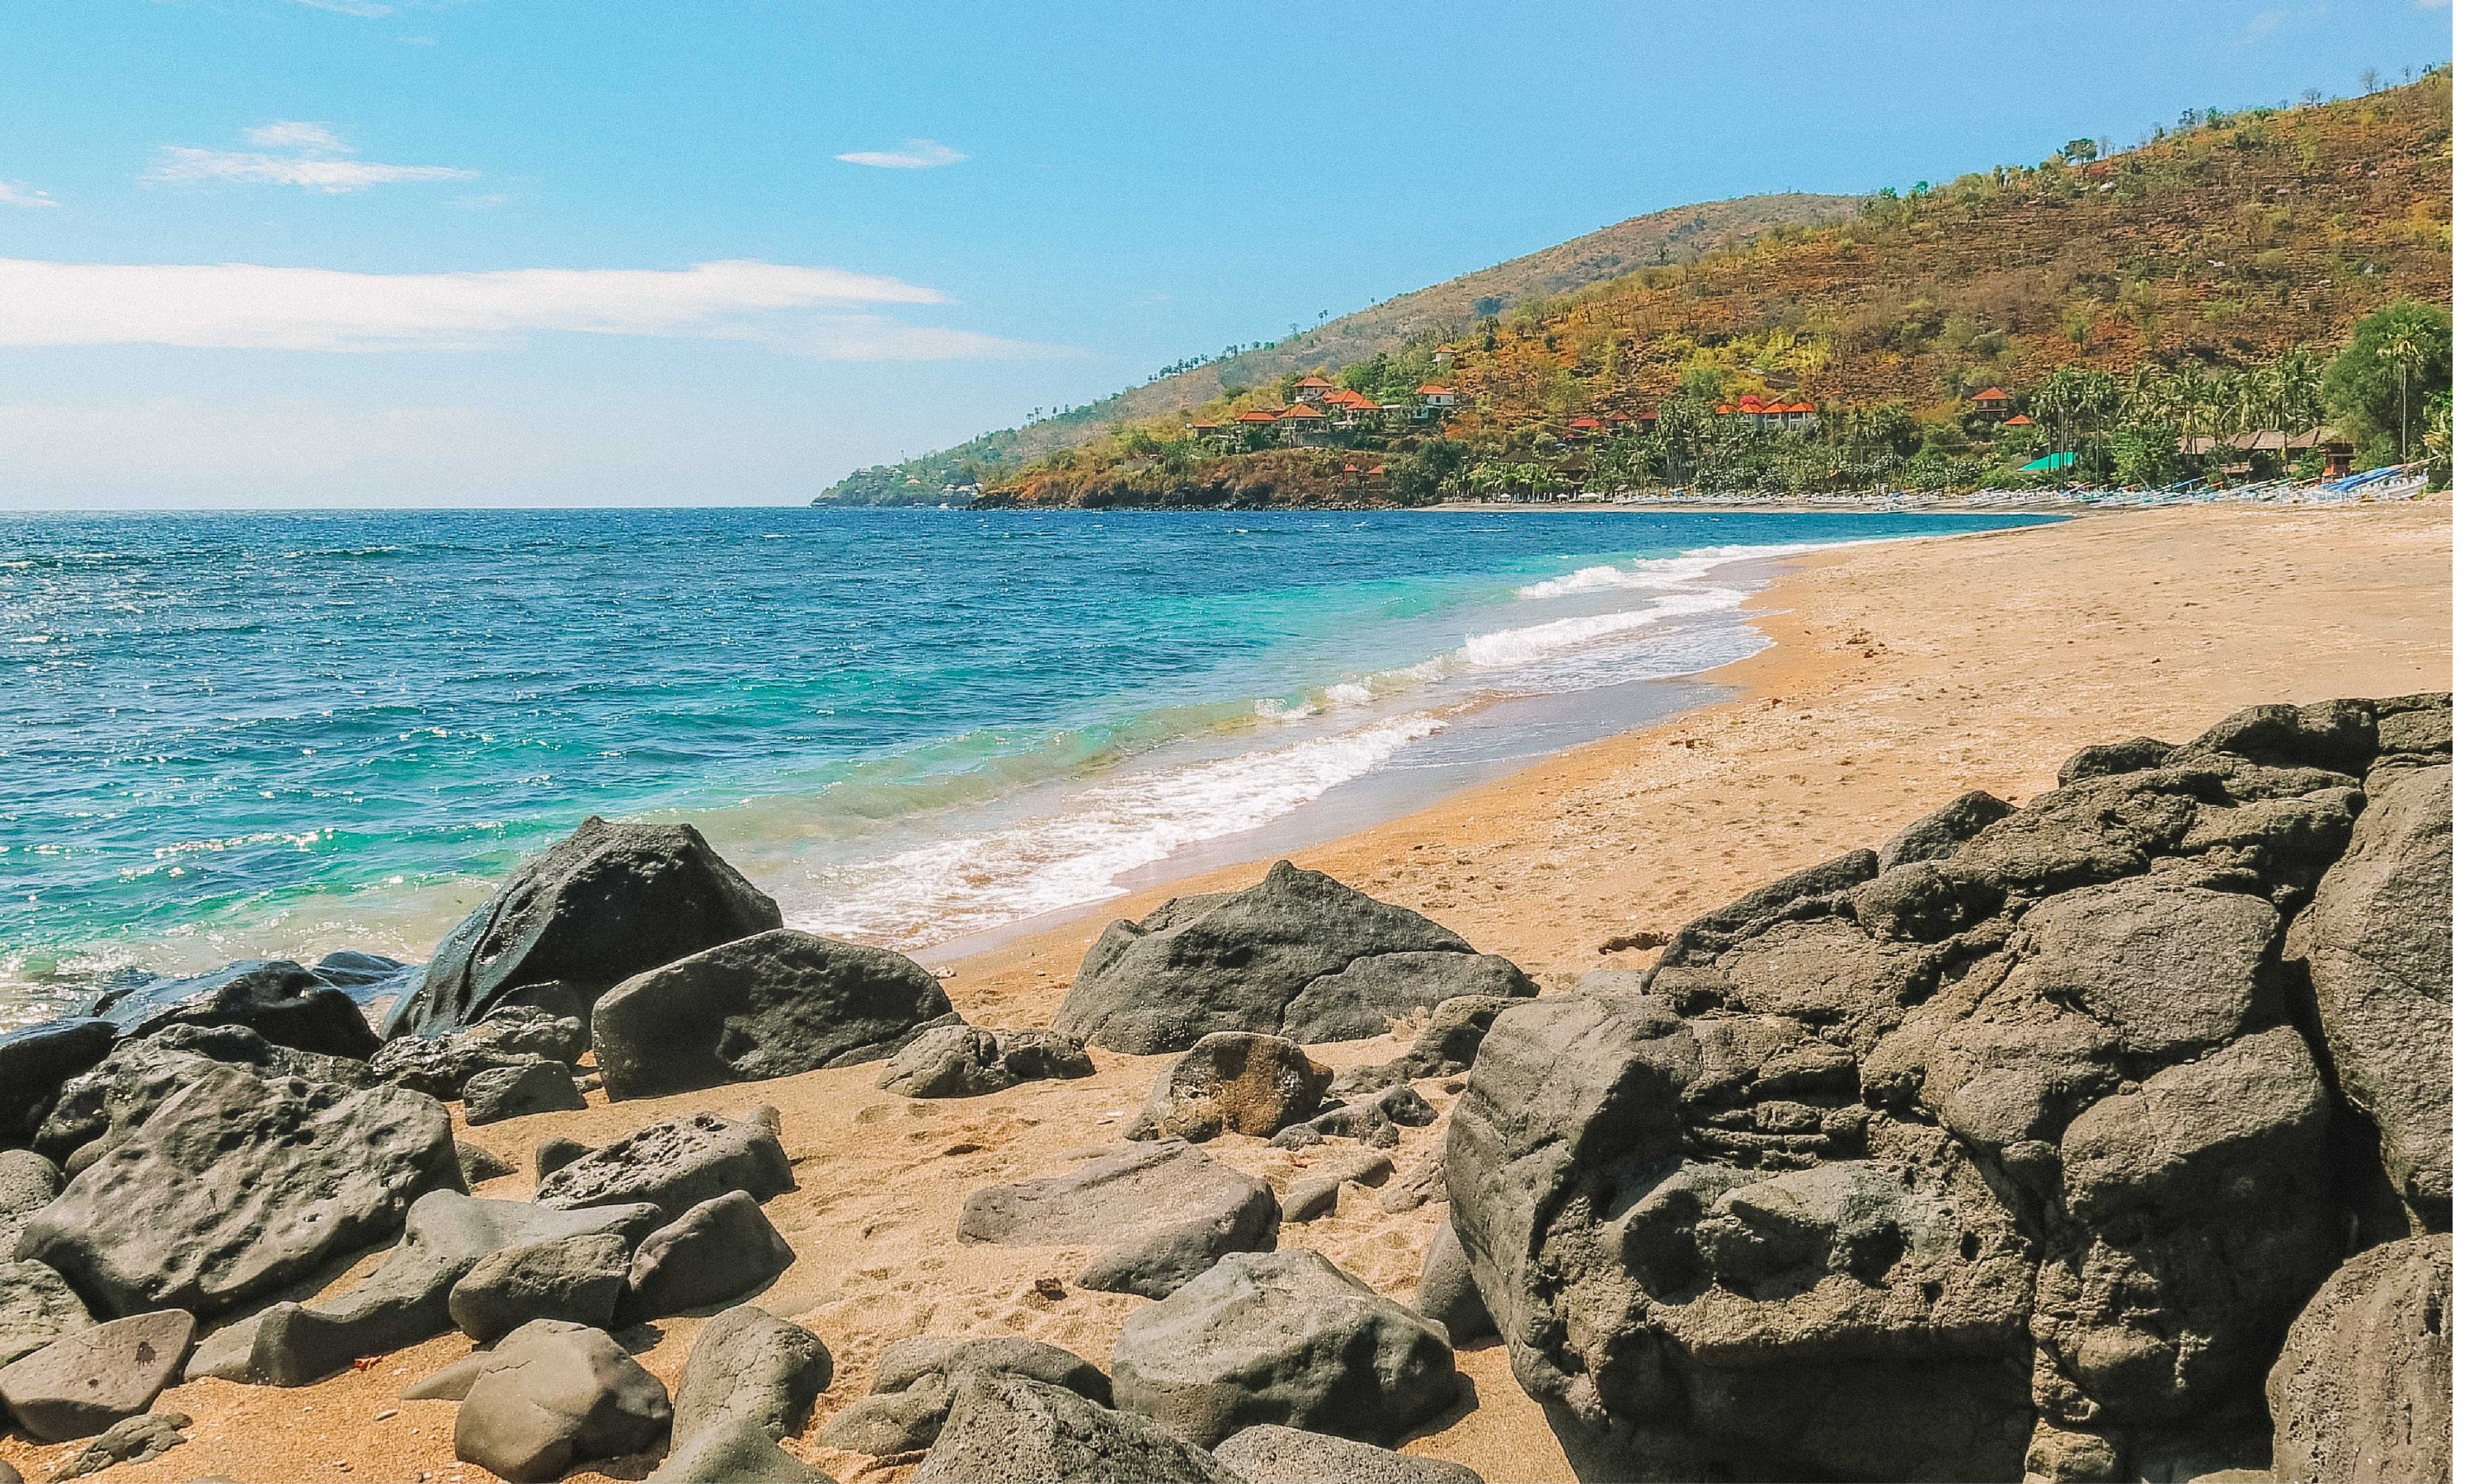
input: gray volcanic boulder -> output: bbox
[2286,762,2451,1228]
[533,1106,794,1221]
[463,1057,588,1125]
[0,1309,193,1442]
[453,1321,673,1483]
[18,1063,463,1322]
[186,1190,664,1387]
[1879,790,2016,869]
[1279,951,1536,1044]
[1334,996,1523,1096]
[1054,862,1519,1054]
[1414,1223,1492,1346]
[0,1018,115,1144]
[653,1305,834,1483]
[0,1149,62,1258]
[47,1410,191,1480]
[449,1231,632,1342]
[35,1023,375,1173]
[1278,1150,1391,1224]
[369,1007,588,1101]
[87,959,380,1059]
[592,928,954,1101]
[1130,1033,1332,1142]
[1112,1250,1459,1448]
[2267,1234,2450,1484]
[958,1140,1280,1299]
[386,815,782,1039]
[1269,1085,1436,1150]
[818,1336,1111,1457]
[913,1371,1240,1484]
[1213,1425,1485,1484]
[0,1260,93,1368]
[618,1190,795,1322]
[877,1025,1094,1099]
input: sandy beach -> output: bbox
[4,498,2447,1484]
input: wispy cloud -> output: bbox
[0,257,1042,359]
[835,139,966,170]
[0,181,58,209]
[143,121,476,194]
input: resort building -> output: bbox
[1714,392,1818,430]
[1968,387,2013,413]
[1291,375,1336,405]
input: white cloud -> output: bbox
[835,139,967,170]
[0,257,1040,359]
[143,122,476,194]
[0,181,58,208]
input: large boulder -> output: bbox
[877,1025,1094,1099]
[463,1057,587,1125]
[958,1141,1280,1299]
[533,1106,795,1222]
[1130,1033,1332,1142]
[1439,699,2431,1481]
[35,1023,374,1174]
[1414,1223,1492,1347]
[0,1019,115,1144]
[912,1371,1241,1484]
[0,1310,193,1442]
[817,1336,1111,1457]
[2286,762,2451,1228]
[385,815,782,1039]
[18,1063,463,1322]
[0,1260,93,1368]
[449,1231,633,1342]
[1213,1425,1485,1484]
[0,1149,62,1258]
[1112,1250,1459,1448]
[87,960,380,1059]
[453,1321,673,1483]
[369,1007,588,1101]
[1053,862,1527,1054]
[652,1305,833,1483]
[618,1190,795,1322]
[591,928,954,1101]
[2267,1234,2450,1484]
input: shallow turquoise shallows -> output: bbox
[0,506,2053,1024]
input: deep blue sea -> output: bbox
[0,507,2053,1026]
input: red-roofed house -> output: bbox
[1276,402,1333,444]
[1291,375,1335,405]
[2001,413,2034,428]
[1969,387,2012,411]
[1413,383,1456,419]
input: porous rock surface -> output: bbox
[958,1140,1280,1299]
[0,1309,194,1442]
[0,1260,93,1369]
[448,1231,633,1342]
[531,1106,795,1221]
[35,1024,374,1175]
[1112,1250,1459,1448]
[877,1024,1094,1098]
[911,1371,1240,1484]
[1129,1032,1332,1142]
[1212,1424,1486,1484]
[1442,697,2447,1482]
[0,1151,63,1264]
[18,1063,463,1322]
[461,1056,587,1125]
[650,1304,833,1483]
[2267,1233,2450,1484]
[1053,861,1534,1053]
[385,815,782,1038]
[816,1335,1109,1457]
[369,1007,589,1101]
[591,928,955,1100]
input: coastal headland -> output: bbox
[0,499,2446,1484]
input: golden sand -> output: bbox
[4,500,2447,1484]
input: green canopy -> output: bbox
[2020,451,2079,472]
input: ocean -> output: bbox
[0,506,2054,1028]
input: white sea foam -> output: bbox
[1516,541,1852,599]
[1463,589,1747,669]
[794,711,1446,946]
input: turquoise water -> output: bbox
[0,507,2052,1025]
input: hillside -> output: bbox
[817,193,1861,502]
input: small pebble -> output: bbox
[374,1409,397,1421]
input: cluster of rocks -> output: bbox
[1440,696,2452,1482]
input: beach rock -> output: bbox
[818,1336,1109,1456]
[651,1306,832,1483]
[185,1191,664,1387]
[591,928,954,1101]
[0,1020,115,1144]
[19,1064,463,1322]
[0,1149,62,1256]
[2173,700,2381,777]
[35,1024,374,1173]
[618,1190,794,1322]
[309,948,415,991]
[1268,1085,1436,1149]
[0,1310,193,1442]
[387,815,782,1039]
[46,1410,190,1480]
[533,1106,794,1222]
[1879,790,2017,868]
[1130,1033,1331,1142]
[87,959,380,1059]
[1414,1223,1492,1346]
[369,1007,588,1101]
[1212,1425,1485,1484]
[2286,763,2451,1227]
[1570,966,1657,995]
[877,1025,1094,1098]
[0,1261,93,1368]
[1112,1249,1459,1447]
[957,1140,1279,1299]
[2267,1234,2449,1484]
[535,1137,590,1181]
[402,1318,588,1402]
[1279,1150,1392,1223]
[453,1321,672,1483]
[1053,862,1499,1054]
[913,1371,1240,1484]
[449,1231,633,1342]
[462,1057,587,1125]
[458,1141,516,1186]
[1278,951,1536,1045]
[2057,736,2175,784]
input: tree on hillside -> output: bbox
[2323,301,2450,466]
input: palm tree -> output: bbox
[2373,324,2434,466]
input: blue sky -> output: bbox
[0,1,2452,507]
